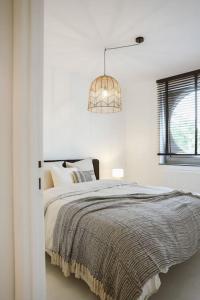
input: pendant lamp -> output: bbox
[88,36,144,113]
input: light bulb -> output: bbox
[102,89,108,98]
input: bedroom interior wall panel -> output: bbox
[43,13,127,179]
[0,0,14,299]
[43,65,126,178]
[125,79,200,193]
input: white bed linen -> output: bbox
[44,180,171,300]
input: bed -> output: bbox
[44,159,200,300]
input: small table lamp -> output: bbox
[112,168,124,179]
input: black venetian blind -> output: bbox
[157,69,200,165]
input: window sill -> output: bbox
[159,163,200,173]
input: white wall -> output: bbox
[43,17,127,178]
[44,46,200,189]
[44,65,126,178]
[125,79,200,193]
[0,0,14,299]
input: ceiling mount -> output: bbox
[135,36,144,44]
[102,36,145,75]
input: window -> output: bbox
[157,69,200,166]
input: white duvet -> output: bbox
[44,180,172,300]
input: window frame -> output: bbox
[157,69,200,166]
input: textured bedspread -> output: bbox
[45,181,200,300]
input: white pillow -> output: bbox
[50,166,78,187]
[43,161,64,190]
[65,158,96,181]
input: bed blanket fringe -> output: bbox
[50,251,113,300]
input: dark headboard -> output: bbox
[44,159,100,180]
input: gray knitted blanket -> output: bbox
[50,190,200,300]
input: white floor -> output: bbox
[46,251,200,300]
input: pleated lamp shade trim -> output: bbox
[88,75,122,113]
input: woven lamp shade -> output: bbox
[88,75,122,113]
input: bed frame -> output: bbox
[44,159,100,180]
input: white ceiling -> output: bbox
[45,0,200,80]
